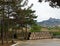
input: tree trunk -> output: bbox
[11,28,14,43]
[25,24,27,40]
[5,30,8,43]
[1,20,4,45]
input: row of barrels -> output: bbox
[29,31,53,40]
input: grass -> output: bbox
[30,30,41,32]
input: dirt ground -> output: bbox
[0,41,16,46]
[0,43,13,46]
[0,40,24,46]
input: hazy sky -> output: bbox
[26,0,60,22]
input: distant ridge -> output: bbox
[38,18,60,27]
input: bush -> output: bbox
[53,32,60,36]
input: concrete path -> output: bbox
[11,39,60,46]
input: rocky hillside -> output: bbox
[38,18,60,27]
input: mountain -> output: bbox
[38,18,60,27]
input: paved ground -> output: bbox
[11,39,60,46]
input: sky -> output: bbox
[25,0,60,22]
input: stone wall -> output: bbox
[29,31,53,40]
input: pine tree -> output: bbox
[0,0,37,44]
[39,0,60,8]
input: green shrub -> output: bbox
[53,32,60,36]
